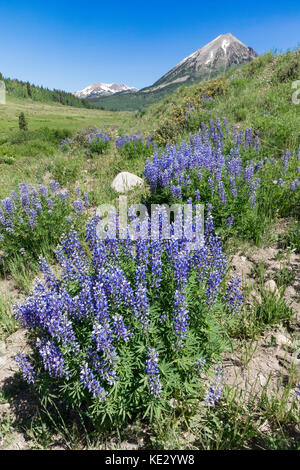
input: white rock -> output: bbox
[258,373,267,386]
[273,332,291,348]
[264,279,277,293]
[111,172,144,193]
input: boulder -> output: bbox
[111,172,144,193]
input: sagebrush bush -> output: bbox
[14,212,243,426]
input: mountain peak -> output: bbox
[74,82,138,99]
[148,33,258,92]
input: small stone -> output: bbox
[264,279,277,293]
[273,332,291,348]
[258,373,267,386]
[111,172,144,193]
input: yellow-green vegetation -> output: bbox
[151,78,227,145]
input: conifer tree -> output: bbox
[18,112,28,131]
[26,82,32,98]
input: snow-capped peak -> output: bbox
[74,83,138,99]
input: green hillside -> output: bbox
[89,65,245,111]
[147,50,300,151]
[0,71,94,108]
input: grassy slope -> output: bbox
[0,95,132,136]
[89,64,245,111]
[146,51,300,152]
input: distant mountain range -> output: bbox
[85,33,258,111]
[74,83,138,99]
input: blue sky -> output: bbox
[0,1,299,92]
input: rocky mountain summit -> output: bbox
[145,33,258,92]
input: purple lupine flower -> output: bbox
[36,338,69,379]
[47,198,54,209]
[226,215,234,227]
[1,198,14,216]
[73,198,84,215]
[50,180,60,193]
[80,362,107,400]
[83,193,90,208]
[38,185,48,197]
[92,321,117,364]
[283,150,291,173]
[57,190,70,203]
[173,289,189,348]
[204,365,224,405]
[195,357,207,370]
[195,189,201,201]
[225,276,243,312]
[112,314,132,342]
[11,190,18,201]
[145,347,162,396]
[135,283,150,328]
[206,271,223,303]
[15,353,36,384]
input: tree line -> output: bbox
[0,71,94,109]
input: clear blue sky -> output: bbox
[0,0,299,92]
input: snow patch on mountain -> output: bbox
[74,83,138,99]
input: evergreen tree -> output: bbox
[26,82,32,98]
[19,112,28,131]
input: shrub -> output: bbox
[153,79,227,145]
[87,132,111,155]
[116,133,157,159]
[14,212,242,427]
[273,51,300,84]
[19,112,28,131]
[0,181,89,271]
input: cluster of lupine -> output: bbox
[0,181,88,267]
[145,119,261,197]
[86,132,111,154]
[116,132,157,159]
[60,137,71,150]
[183,95,214,124]
[14,210,243,420]
[145,121,300,231]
